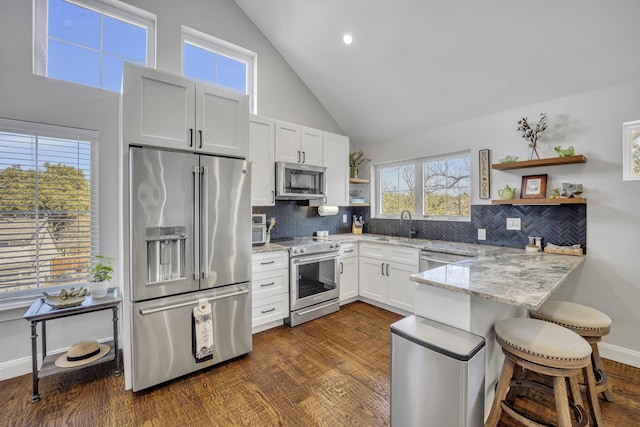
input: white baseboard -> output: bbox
[0,356,32,382]
[600,342,640,368]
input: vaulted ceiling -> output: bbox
[235,0,640,144]
[234,0,640,147]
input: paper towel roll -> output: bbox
[318,205,339,216]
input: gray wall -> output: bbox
[360,79,640,364]
[0,0,339,380]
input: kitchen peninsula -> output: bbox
[409,248,585,418]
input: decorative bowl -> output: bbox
[349,189,362,197]
[43,294,86,309]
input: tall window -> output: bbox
[376,152,471,220]
[0,119,98,297]
[34,0,156,92]
[182,26,257,113]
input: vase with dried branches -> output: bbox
[349,150,371,179]
[516,113,548,160]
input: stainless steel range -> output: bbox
[276,237,341,326]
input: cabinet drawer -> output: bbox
[252,294,289,328]
[252,269,288,300]
[339,242,358,258]
[387,246,419,266]
[252,251,288,273]
[359,243,385,259]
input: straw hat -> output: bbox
[55,340,110,368]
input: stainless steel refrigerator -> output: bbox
[129,146,252,391]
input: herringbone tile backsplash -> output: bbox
[253,203,586,252]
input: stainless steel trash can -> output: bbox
[391,315,485,427]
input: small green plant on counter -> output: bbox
[90,255,114,282]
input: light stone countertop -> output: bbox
[252,233,585,310]
[410,247,585,310]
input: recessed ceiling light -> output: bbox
[343,34,353,45]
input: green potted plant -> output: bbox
[89,255,114,298]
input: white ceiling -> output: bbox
[234,0,640,146]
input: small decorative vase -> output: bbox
[350,166,358,179]
[528,142,540,160]
[89,280,109,299]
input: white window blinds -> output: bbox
[0,119,98,295]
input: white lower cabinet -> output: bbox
[339,243,359,302]
[251,251,289,332]
[358,243,419,312]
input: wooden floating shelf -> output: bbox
[492,155,587,170]
[492,198,586,205]
[349,178,370,184]
[349,203,370,207]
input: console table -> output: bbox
[23,288,122,402]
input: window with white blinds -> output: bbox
[0,119,99,296]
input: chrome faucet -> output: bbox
[400,210,415,239]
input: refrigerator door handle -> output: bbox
[139,288,250,315]
[192,165,201,279]
[201,165,209,279]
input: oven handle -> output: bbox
[291,254,338,265]
[296,300,338,317]
[139,289,249,315]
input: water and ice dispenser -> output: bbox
[146,226,187,284]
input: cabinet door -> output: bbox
[275,121,301,163]
[249,115,275,206]
[123,63,195,150]
[300,126,323,166]
[387,261,418,312]
[196,83,249,158]
[358,257,386,303]
[323,132,349,206]
[339,255,358,301]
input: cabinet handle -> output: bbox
[297,151,301,163]
[302,151,306,163]
[344,249,354,253]
[260,260,276,265]
[189,128,194,147]
[340,262,343,274]
[261,307,276,314]
[386,263,390,276]
[271,190,275,204]
[260,282,276,287]
[198,130,203,149]
[381,263,385,275]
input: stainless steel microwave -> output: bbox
[275,162,326,200]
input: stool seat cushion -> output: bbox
[531,300,612,332]
[495,318,591,363]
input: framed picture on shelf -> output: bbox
[521,174,547,199]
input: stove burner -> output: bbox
[275,236,341,256]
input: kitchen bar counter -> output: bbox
[410,247,585,310]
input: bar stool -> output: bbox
[485,318,604,427]
[530,300,614,402]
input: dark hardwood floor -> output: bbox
[0,301,638,426]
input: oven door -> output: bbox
[290,252,339,311]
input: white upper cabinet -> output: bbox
[123,63,249,158]
[196,84,249,157]
[249,115,275,206]
[300,126,323,166]
[323,131,349,206]
[275,121,322,166]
